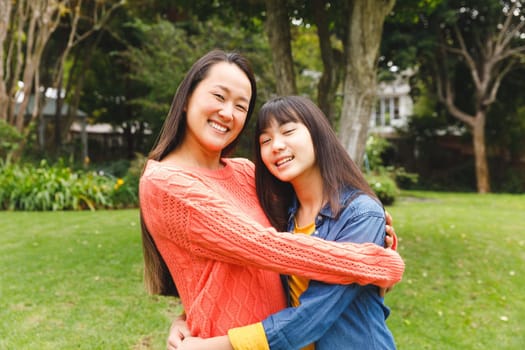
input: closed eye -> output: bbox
[260,137,271,145]
[213,93,225,101]
[236,104,248,112]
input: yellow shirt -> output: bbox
[289,221,316,308]
[228,221,317,350]
[289,221,316,350]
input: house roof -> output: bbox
[69,121,122,134]
[15,95,87,118]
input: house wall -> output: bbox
[369,80,413,137]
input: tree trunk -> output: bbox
[472,111,490,193]
[14,1,60,133]
[264,0,296,95]
[338,0,395,166]
[54,76,64,149]
[429,4,525,193]
[0,0,12,121]
[312,0,341,125]
[5,0,26,126]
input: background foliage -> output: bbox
[0,0,523,192]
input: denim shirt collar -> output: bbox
[286,186,361,225]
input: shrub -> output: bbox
[388,166,419,189]
[0,119,23,161]
[366,173,399,206]
[365,135,392,172]
[497,170,525,194]
[0,159,139,211]
[365,135,419,194]
[108,153,145,209]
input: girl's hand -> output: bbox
[173,335,233,350]
[174,336,205,350]
[167,314,191,350]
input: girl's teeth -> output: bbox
[277,157,293,166]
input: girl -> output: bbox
[174,96,399,349]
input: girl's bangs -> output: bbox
[257,102,301,133]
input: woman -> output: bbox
[139,50,404,341]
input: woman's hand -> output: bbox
[384,211,397,250]
[381,211,399,297]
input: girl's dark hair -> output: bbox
[140,50,257,296]
[254,96,379,231]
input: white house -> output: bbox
[369,76,413,138]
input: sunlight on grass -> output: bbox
[1,192,524,349]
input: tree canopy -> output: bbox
[1,0,524,192]
[382,0,525,192]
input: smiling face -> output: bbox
[259,118,318,185]
[183,61,252,158]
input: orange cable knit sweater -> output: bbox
[139,158,404,337]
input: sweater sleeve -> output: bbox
[142,169,404,288]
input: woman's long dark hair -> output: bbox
[140,50,257,296]
[254,96,379,231]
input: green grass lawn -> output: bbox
[1,209,182,350]
[386,191,525,349]
[1,191,524,349]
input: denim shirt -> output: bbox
[261,188,396,350]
